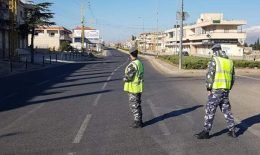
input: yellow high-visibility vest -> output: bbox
[212,56,233,90]
[124,59,144,93]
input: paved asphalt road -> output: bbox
[0,49,259,155]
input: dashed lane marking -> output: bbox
[102,82,108,90]
[73,114,92,144]
[93,94,102,106]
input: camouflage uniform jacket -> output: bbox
[206,57,235,91]
[124,60,137,82]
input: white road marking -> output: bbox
[107,76,112,81]
[147,99,171,136]
[111,72,114,76]
[102,83,108,90]
[68,152,76,155]
[73,114,92,144]
[36,80,50,86]
[237,75,260,81]
[93,94,102,106]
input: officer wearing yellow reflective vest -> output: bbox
[123,47,144,128]
[195,44,236,139]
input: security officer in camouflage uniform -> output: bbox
[123,47,144,128]
[195,44,236,139]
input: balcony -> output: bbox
[188,32,246,41]
[60,35,72,41]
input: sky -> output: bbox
[33,0,260,43]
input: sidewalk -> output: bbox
[0,53,91,78]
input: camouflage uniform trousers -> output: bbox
[128,93,142,122]
[204,89,235,132]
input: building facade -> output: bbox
[71,26,103,52]
[0,0,29,59]
[28,26,72,51]
[136,13,247,56]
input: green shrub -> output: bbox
[159,55,260,69]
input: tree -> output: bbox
[59,41,72,52]
[256,38,260,50]
[22,2,55,63]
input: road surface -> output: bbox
[0,49,259,155]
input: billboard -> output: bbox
[74,30,100,39]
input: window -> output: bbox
[224,29,229,33]
[169,32,173,38]
[50,33,55,37]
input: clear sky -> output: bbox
[34,0,260,43]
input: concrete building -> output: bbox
[28,26,72,51]
[136,32,166,53]
[0,0,29,59]
[136,13,247,56]
[165,13,247,56]
[71,26,103,52]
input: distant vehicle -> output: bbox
[182,51,189,56]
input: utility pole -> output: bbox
[81,5,85,53]
[139,17,146,52]
[156,0,159,55]
[142,18,146,53]
[81,15,85,53]
[178,0,184,70]
[9,0,18,59]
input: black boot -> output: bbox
[227,130,237,138]
[131,121,143,128]
[194,130,210,139]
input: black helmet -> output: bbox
[129,47,138,57]
[211,44,222,57]
[211,44,222,51]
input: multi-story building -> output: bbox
[164,13,246,56]
[71,26,103,52]
[135,13,247,56]
[0,0,9,58]
[28,26,72,51]
[136,32,166,53]
[0,0,29,59]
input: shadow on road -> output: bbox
[68,71,113,78]
[50,78,121,90]
[210,114,260,138]
[144,105,203,127]
[0,61,119,112]
[0,132,23,139]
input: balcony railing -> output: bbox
[60,35,72,41]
